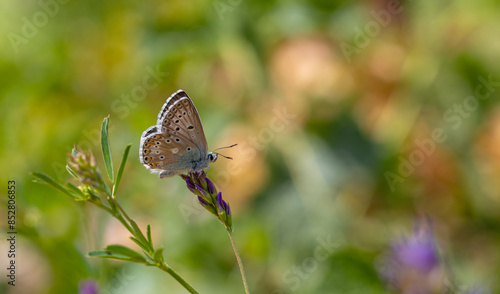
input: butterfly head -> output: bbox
[209,144,237,162]
[207,152,218,163]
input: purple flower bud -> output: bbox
[195,183,208,197]
[206,178,216,194]
[216,192,224,212]
[181,172,232,229]
[198,196,209,207]
[184,179,197,193]
[79,280,98,294]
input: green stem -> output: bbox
[94,199,199,293]
[158,262,200,294]
[226,228,250,294]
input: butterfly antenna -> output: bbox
[216,153,233,160]
[213,144,238,152]
[213,144,237,160]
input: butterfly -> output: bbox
[140,90,234,178]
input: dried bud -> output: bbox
[67,146,108,194]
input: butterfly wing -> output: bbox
[139,125,203,178]
[140,90,210,178]
[156,90,208,156]
[156,89,188,125]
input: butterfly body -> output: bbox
[140,90,218,178]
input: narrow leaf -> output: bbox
[101,116,114,183]
[105,245,145,260]
[113,144,131,196]
[31,172,77,200]
[130,219,148,245]
[88,250,146,264]
[130,236,150,253]
[146,224,153,247]
[66,164,79,179]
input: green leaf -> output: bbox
[66,164,79,179]
[147,224,153,247]
[31,172,78,200]
[105,245,146,260]
[129,219,148,244]
[153,248,164,263]
[101,116,114,183]
[130,236,150,253]
[113,144,131,197]
[88,250,146,264]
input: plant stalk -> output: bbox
[226,228,250,294]
[158,262,200,294]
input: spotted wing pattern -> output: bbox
[139,90,209,178]
[156,90,208,154]
[156,90,189,125]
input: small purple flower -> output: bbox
[79,279,99,294]
[392,226,438,273]
[378,219,443,293]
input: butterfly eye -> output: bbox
[175,127,180,131]
[175,119,180,123]
[175,138,180,142]
[166,139,171,143]
[187,147,191,151]
[187,126,194,130]
[183,112,186,115]
[159,155,165,159]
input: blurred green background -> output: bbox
[1,0,500,293]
